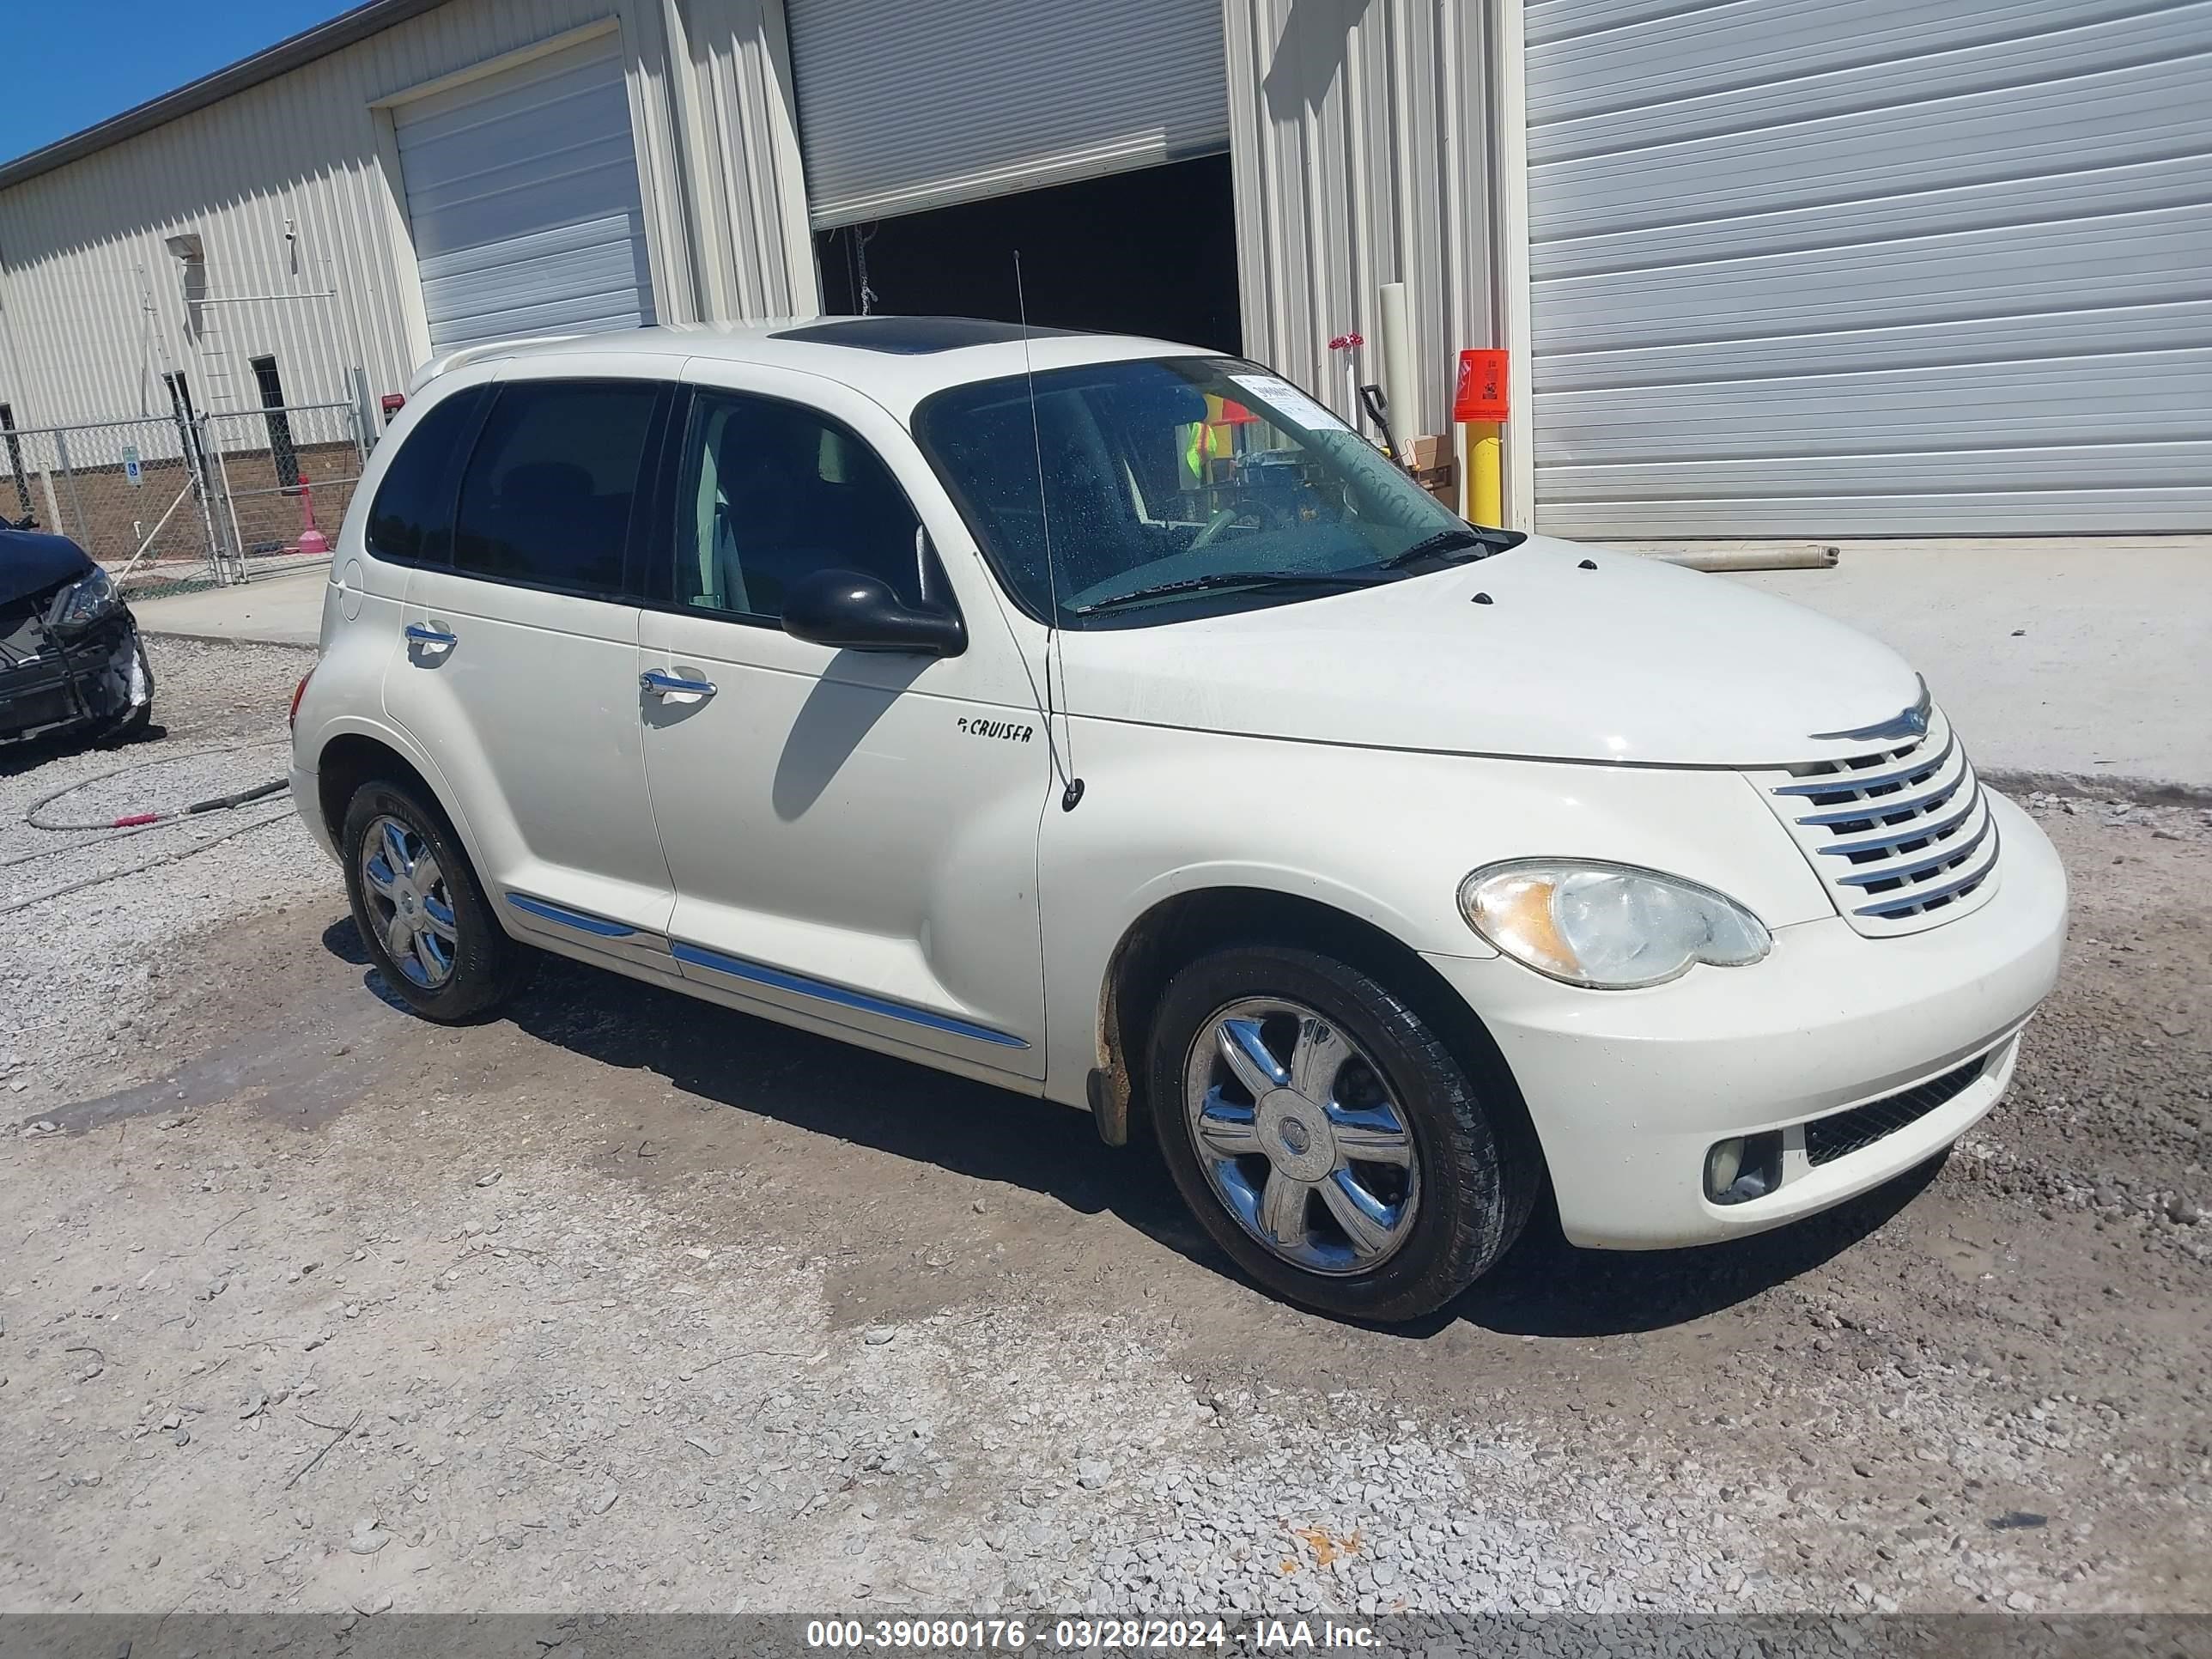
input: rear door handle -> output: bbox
[404,623,458,651]
[641,668,717,702]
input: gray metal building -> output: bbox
[1523,0,2212,536]
[0,0,2204,536]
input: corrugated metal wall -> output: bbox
[0,0,814,434]
[657,0,817,324]
[0,0,1506,465]
[1224,0,1499,440]
[1526,0,2212,537]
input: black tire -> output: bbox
[340,777,523,1022]
[1148,945,1535,1322]
[107,700,153,741]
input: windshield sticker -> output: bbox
[1229,374,1352,436]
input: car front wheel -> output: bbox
[1148,945,1535,1322]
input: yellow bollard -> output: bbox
[1453,349,1510,526]
[1468,419,1503,526]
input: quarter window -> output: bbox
[452,380,659,598]
[673,391,927,622]
[364,387,486,566]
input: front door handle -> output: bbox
[404,623,458,652]
[641,668,717,702]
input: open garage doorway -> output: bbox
[813,155,1241,354]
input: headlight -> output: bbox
[1459,860,1771,989]
[51,566,119,630]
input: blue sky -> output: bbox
[3,0,345,164]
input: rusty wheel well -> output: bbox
[1091,887,1534,1163]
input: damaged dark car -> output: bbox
[1,514,155,747]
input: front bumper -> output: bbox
[0,612,151,742]
[1424,789,2068,1249]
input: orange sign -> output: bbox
[1454,349,1510,422]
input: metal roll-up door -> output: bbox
[785,0,1230,228]
[1525,0,2212,537]
[394,34,655,355]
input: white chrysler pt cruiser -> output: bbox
[289,318,2069,1322]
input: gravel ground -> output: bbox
[1,640,2207,1621]
[1,636,325,1101]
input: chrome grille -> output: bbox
[1753,702,2001,937]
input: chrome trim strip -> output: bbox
[1816,787,1982,856]
[506,893,637,939]
[1836,811,1992,888]
[1852,827,2002,917]
[669,941,1028,1048]
[1771,732,1954,797]
[1790,758,1969,826]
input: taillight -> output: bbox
[289,668,313,730]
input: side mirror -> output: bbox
[781,568,966,656]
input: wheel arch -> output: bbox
[313,726,465,854]
[1090,886,1538,1170]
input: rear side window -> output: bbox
[364,387,485,565]
[451,380,659,598]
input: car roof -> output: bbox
[410,317,1224,418]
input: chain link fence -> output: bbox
[1,391,368,593]
[203,400,367,586]
[2,412,217,580]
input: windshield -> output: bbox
[914,357,1520,627]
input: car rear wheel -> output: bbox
[1148,945,1534,1322]
[341,779,522,1022]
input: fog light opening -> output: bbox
[1705,1131,1784,1206]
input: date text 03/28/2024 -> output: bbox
[803,1619,1378,1650]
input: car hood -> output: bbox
[0,528,95,608]
[1054,536,1926,769]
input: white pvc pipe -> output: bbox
[1377,283,1416,453]
[1639,544,1841,573]
[112,482,195,583]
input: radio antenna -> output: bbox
[1015,251,1083,811]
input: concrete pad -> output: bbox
[130,566,325,647]
[1717,539,2211,799]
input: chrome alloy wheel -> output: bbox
[1182,998,1421,1275]
[359,814,459,989]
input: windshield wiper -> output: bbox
[1073,569,1386,616]
[1375,527,1499,570]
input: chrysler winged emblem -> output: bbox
[1811,678,1932,744]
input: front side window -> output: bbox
[672,389,927,622]
[451,380,659,598]
[915,358,1516,627]
[364,386,486,566]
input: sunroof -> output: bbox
[769,316,1082,355]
